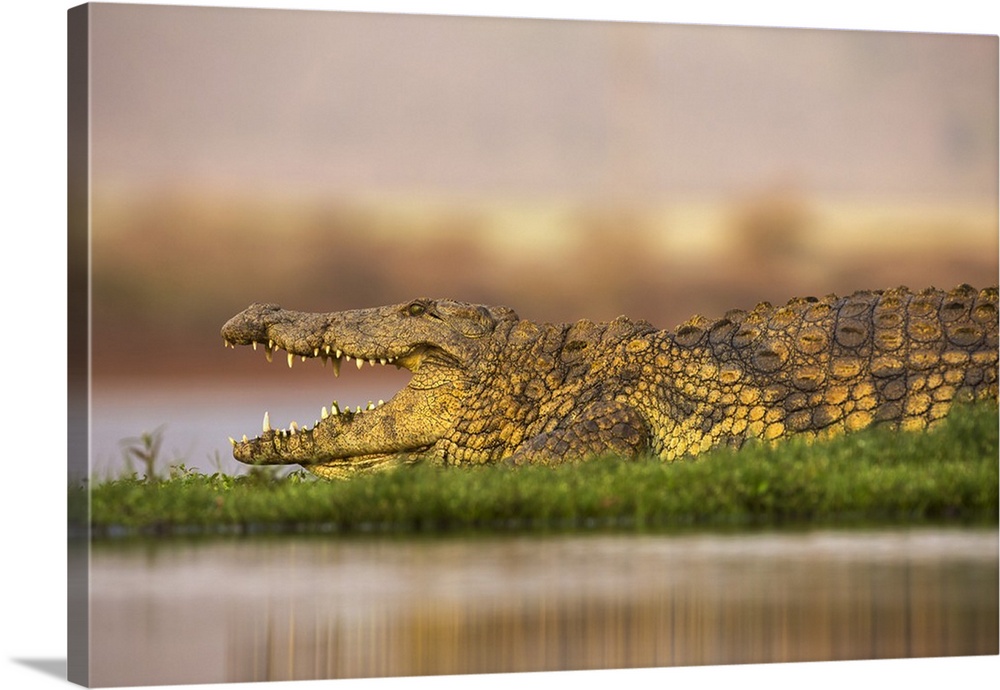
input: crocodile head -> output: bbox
[220,298,515,478]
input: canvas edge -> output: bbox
[67,2,91,687]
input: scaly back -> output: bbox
[639,285,998,459]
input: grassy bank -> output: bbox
[82,402,999,537]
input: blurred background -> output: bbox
[83,4,998,472]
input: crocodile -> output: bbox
[221,285,998,479]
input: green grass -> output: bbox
[81,402,999,537]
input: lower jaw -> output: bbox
[303,451,428,479]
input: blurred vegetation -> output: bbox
[90,191,997,380]
[85,401,998,537]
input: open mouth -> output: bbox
[219,300,472,475]
[225,337,401,441]
[222,335,429,465]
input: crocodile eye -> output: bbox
[407,302,426,317]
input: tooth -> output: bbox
[301,355,307,363]
[263,411,271,432]
[331,358,341,377]
[331,401,340,415]
[325,345,331,355]
[289,421,298,434]
[356,405,363,413]
[345,355,351,362]
[242,434,248,443]
[313,348,319,357]
[224,339,231,348]
[228,436,236,446]
[377,399,384,406]
[287,352,294,368]
[366,401,375,411]
[380,358,387,365]
[264,347,273,363]
[269,339,274,349]
[252,341,258,351]
[368,359,376,367]
[321,406,329,419]
[335,349,342,359]
[356,358,363,370]
[313,420,319,428]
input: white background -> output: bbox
[2,1,998,689]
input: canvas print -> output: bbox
[68,3,999,687]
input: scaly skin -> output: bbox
[221,286,999,478]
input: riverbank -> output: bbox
[80,401,998,537]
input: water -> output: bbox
[87,528,999,686]
[85,384,999,686]
[90,379,403,478]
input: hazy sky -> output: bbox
[89,4,998,202]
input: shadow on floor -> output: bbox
[12,658,67,680]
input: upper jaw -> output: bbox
[223,335,409,374]
[220,304,459,374]
[222,332,459,387]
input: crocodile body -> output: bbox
[221,286,998,479]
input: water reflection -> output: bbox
[90,529,998,686]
